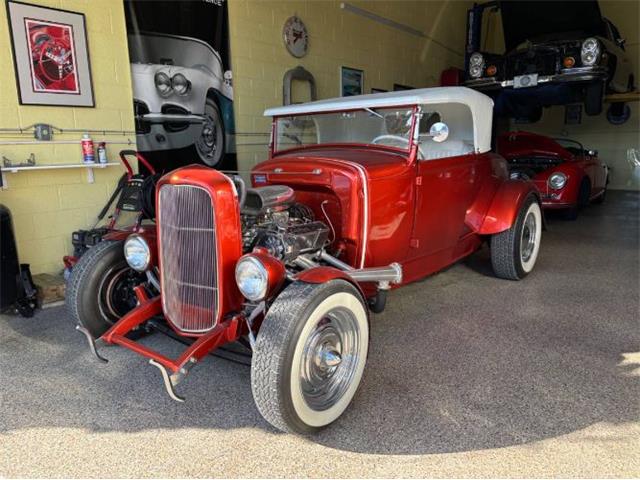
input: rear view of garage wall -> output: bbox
[0,0,135,275]
[228,0,472,170]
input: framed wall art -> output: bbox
[340,66,363,97]
[6,1,94,107]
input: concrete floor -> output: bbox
[1,191,638,478]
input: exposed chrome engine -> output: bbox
[241,185,330,264]
[508,157,562,180]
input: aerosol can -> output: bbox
[81,134,95,164]
[97,142,107,164]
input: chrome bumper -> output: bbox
[137,113,205,124]
[465,66,608,91]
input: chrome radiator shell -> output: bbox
[158,184,218,333]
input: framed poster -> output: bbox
[6,1,94,107]
[341,66,363,97]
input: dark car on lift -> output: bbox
[463,1,634,121]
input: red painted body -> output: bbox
[252,145,536,285]
[155,165,244,335]
[96,108,538,382]
[497,131,608,209]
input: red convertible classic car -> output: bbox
[71,87,543,434]
[497,131,608,219]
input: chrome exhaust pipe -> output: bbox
[346,263,402,287]
[318,252,402,287]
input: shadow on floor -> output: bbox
[1,192,638,455]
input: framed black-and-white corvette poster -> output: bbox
[6,1,94,107]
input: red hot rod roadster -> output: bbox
[498,131,609,219]
[72,87,543,433]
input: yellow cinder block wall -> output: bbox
[0,0,135,275]
[228,0,473,170]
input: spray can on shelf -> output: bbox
[97,142,107,164]
[81,133,95,164]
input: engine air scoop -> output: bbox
[242,185,295,215]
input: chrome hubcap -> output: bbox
[520,212,537,263]
[300,307,360,411]
[196,107,221,164]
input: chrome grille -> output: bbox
[158,184,218,333]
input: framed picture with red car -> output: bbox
[6,1,94,107]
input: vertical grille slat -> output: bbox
[158,184,218,333]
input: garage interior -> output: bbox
[0,0,638,477]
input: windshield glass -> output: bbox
[274,107,415,153]
[556,138,584,155]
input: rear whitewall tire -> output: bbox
[491,195,542,280]
[251,280,369,434]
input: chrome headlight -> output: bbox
[235,256,268,301]
[469,65,483,78]
[469,52,484,78]
[124,235,151,272]
[171,73,191,96]
[548,172,567,190]
[154,71,172,96]
[581,37,601,66]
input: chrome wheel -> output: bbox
[195,99,224,167]
[251,281,369,433]
[520,211,537,263]
[299,306,362,412]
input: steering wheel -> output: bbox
[371,135,410,147]
[372,134,426,158]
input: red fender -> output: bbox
[478,180,539,235]
[294,266,368,299]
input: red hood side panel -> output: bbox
[252,151,414,268]
[497,131,572,162]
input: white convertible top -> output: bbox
[264,87,494,153]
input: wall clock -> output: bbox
[283,16,308,58]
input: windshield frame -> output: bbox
[270,105,420,159]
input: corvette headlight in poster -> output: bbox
[125,0,235,169]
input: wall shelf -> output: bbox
[0,162,121,189]
[604,91,640,103]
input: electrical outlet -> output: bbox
[34,124,52,141]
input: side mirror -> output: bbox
[616,38,626,48]
[429,122,449,143]
[588,149,598,156]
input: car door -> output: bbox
[411,153,479,262]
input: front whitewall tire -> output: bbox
[251,280,369,434]
[289,292,368,427]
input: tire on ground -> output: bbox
[66,240,139,338]
[490,194,542,280]
[251,279,369,434]
[565,178,591,220]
